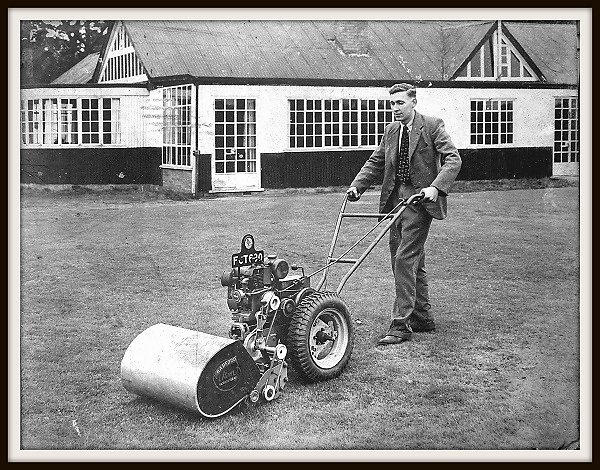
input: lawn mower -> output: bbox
[121,192,424,418]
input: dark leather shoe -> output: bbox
[377,323,412,345]
[377,332,411,345]
[410,318,436,332]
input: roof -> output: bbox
[83,20,576,86]
[52,52,100,84]
[503,22,579,85]
[122,20,498,83]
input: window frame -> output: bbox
[469,98,515,147]
[162,84,194,169]
[288,98,393,150]
[553,96,579,164]
[20,97,122,147]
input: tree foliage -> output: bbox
[20,20,111,84]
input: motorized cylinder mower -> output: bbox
[121,193,424,418]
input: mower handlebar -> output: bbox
[406,192,425,205]
[343,190,425,205]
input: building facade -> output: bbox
[20,20,580,193]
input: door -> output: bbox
[553,97,579,176]
[212,98,260,191]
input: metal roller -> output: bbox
[121,323,261,418]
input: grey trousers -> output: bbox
[388,183,433,325]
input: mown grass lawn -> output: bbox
[17,185,581,453]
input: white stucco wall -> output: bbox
[193,84,577,155]
[24,83,574,154]
[197,84,403,155]
[144,88,164,148]
[22,83,577,188]
[416,87,577,149]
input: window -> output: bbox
[162,85,193,167]
[81,99,99,144]
[456,37,495,79]
[554,97,579,163]
[323,99,340,147]
[102,98,121,144]
[21,100,41,144]
[289,98,392,149]
[214,98,256,174]
[470,99,513,145]
[60,99,78,144]
[498,39,534,79]
[20,98,119,146]
[456,31,536,81]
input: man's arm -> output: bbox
[347,128,387,200]
[429,117,462,195]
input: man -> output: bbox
[346,83,461,345]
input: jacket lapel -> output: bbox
[389,121,401,169]
[409,112,424,160]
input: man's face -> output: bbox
[390,91,416,124]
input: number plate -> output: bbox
[232,250,264,268]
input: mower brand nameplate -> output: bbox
[212,356,241,391]
[232,251,264,268]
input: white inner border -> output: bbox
[8,7,592,463]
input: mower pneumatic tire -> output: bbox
[287,292,354,382]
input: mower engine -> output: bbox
[220,234,313,403]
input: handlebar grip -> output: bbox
[346,189,360,202]
[407,192,425,205]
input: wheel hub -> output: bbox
[314,324,337,344]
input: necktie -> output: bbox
[396,124,411,184]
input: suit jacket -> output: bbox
[350,111,462,220]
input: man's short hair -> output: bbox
[389,83,416,99]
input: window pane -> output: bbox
[510,51,521,77]
[483,39,494,77]
[470,48,481,76]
